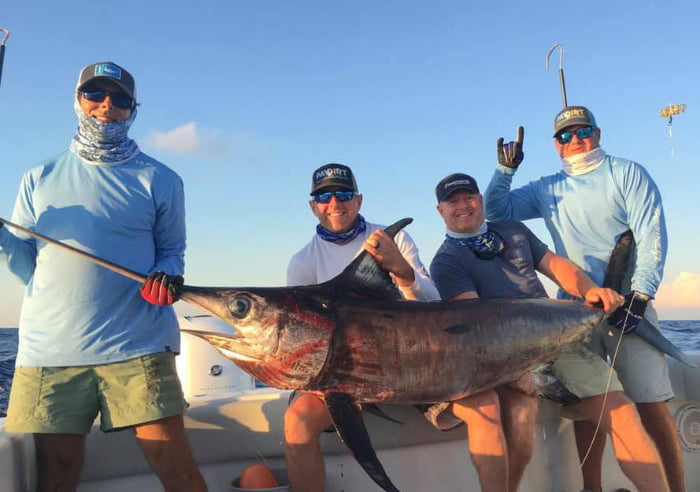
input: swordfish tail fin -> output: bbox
[603,229,697,367]
[602,229,634,291]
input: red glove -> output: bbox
[140,271,184,306]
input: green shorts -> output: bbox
[5,352,186,434]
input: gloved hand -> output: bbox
[140,271,184,306]
[607,291,650,334]
[497,125,525,169]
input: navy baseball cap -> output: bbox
[435,173,479,202]
[310,163,359,195]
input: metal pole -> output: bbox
[0,217,146,283]
[546,43,567,108]
[0,28,9,87]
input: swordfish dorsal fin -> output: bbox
[325,392,401,492]
[323,218,413,301]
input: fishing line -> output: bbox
[578,309,629,470]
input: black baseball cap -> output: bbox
[553,106,596,137]
[310,163,358,195]
[435,173,479,202]
[77,61,136,100]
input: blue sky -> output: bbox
[1,0,698,325]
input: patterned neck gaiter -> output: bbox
[445,222,505,260]
[316,215,368,244]
[69,98,140,165]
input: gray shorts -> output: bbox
[584,304,673,403]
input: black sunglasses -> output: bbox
[81,90,134,110]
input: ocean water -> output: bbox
[1,321,699,417]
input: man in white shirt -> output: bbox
[284,163,439,492]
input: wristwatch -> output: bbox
[634,291,652,302]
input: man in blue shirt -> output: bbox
[485,108,683,492]
[0,61,206,491]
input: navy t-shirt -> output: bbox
[430,220,549,301]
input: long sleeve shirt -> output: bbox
[484,155,667,298]
[0,150,186,366]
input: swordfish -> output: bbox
[178,218,605,491]
[0,215,685,491]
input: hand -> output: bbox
[364,230,415,287]
[140,271,184,306]
[584,287,624,314]
[606,291,650,334]
[497,125,525,169]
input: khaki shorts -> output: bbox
[551,345,624,399]
[584,304,673,403]
[6,352,186,434]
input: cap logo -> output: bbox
[556,108,587,123]
[316,167,349,181]
[445,178,472,189]
[94,63,122,80]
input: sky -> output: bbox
[0,0,699,326]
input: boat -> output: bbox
[2,315,700,492]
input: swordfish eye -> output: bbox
[229,296,251,319]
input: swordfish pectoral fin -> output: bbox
[324,392,401,492]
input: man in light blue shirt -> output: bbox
[0,61,206,491]
[484,108,683,492]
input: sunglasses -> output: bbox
[555,126,595,144]
[313,191,356,203]
[81,90,134,110]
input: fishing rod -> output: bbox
[0,217,146,283]
[0,28,9,87]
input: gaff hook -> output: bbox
[546,43,567,108]
[0,28,9,87]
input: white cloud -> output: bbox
[144,122,225,156]
[655,272,700,308]
[143,123,269,163]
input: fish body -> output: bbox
[0,215,692,491]
[178,218,606,491]
[182,293,603,403]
